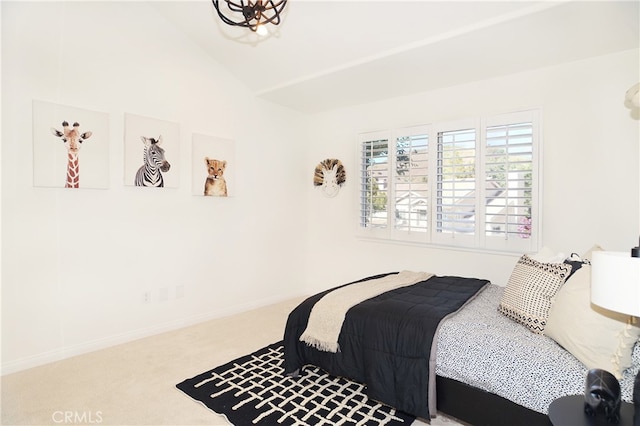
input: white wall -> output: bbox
[304,49,640,293]
[3,1,639,375]
[1,2,309,373]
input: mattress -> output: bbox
[435,284,639,414]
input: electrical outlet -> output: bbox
[158,287,168,302]
[143,291,152,304]
[176,285,185,299]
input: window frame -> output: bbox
[357,109,541,254]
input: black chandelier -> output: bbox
[211,0,287,34]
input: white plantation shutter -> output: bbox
[359,131,390,238]
[392,126,430,241]
[433,124,478,248]
[483,111,539,252]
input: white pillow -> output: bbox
[529,246,566,264]
[545,264,640,378]
[580,244,605,262]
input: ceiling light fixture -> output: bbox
[211,0,287,34]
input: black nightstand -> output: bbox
[549,395,635,426]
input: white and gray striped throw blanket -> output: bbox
[299,271,433,352]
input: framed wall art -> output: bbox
[124,113,180,188]
[191,133,235,197]
[32,100,110,189]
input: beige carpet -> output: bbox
[1,297,466,425]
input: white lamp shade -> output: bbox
[591,251,640,316]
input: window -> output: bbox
[482,111,537,252]
[433,123,478,248]
[359,131,389,238]
[358,110,540,253]
[393,126,429,241]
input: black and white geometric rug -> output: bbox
[176,342,416,425]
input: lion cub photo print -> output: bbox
[204,157,227,197]
[192,133,235,197]
[32,100,110,189]
[124,113,180,188]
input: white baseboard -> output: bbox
[1,292,304,376]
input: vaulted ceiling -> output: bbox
[153,1,640,113]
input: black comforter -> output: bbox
[283,273,489,419]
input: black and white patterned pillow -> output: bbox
[498,254,572,334]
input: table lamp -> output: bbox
[591,246,640,425]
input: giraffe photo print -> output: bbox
[124,113,180,189]
[33,100,110,189]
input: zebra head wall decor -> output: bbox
[134,135,171,187]
[313,158,346,198]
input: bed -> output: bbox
[435,283,639,425]
[283,272,489,419]
[282,255,640,425]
